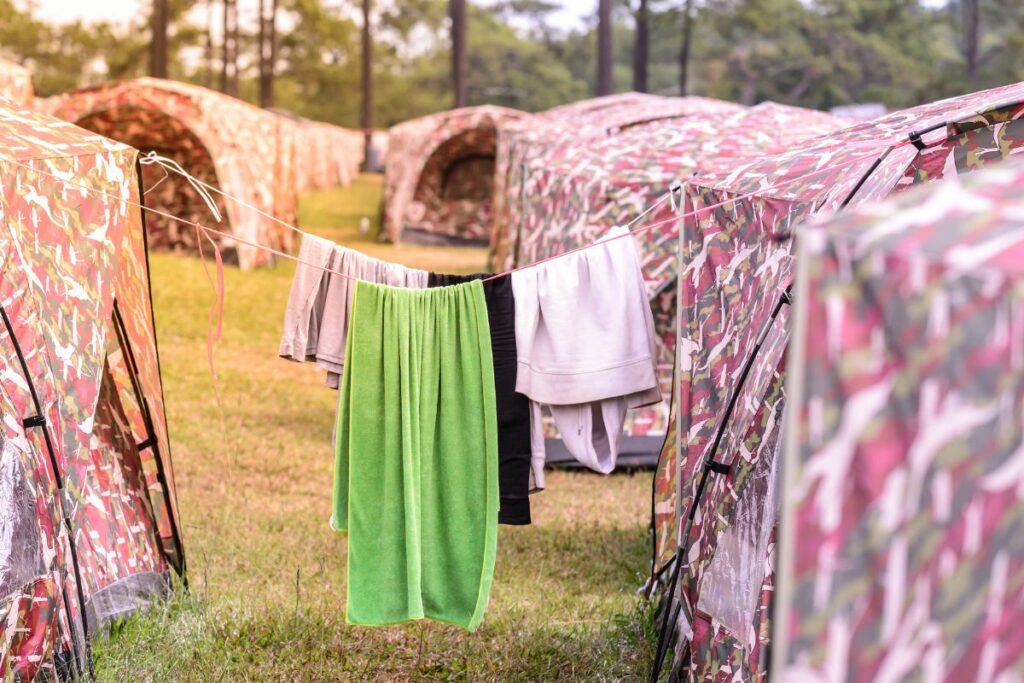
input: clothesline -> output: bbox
[125,138,908,284]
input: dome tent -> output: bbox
[0,98,183,679]
[46,78,301,270]
[383,105,526,245]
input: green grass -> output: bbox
[93,174,656,681]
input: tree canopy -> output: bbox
[2,0,1022,126]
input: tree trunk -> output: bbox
[964,0,980,79]
[220,0,239,97]
[269,0,276,103]
[597,0,614,96]
[220,0,229,92]
[362,0,374,170]
[632,0,649,92]
[228,0,240,97]
[679,0,694,95]
[205,0,214,87]
[150,0,168,78]
[450,0,467,108]
[259,0,276,107]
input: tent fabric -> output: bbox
[293,119,364,192]
[490,94,745,273]
[0,98,182,678]
[490,92,666,261]
[44,78,305,269]
[0,59,32,107]
[383,105,526,244]
[779,158,1024,682]
[660,82,1024,681]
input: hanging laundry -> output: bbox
[511,226,661,486]
[315,246,428,388]
[279,234,334,364]
[428,272,532,525]
[332,280,498,631]
[278,235,428,388]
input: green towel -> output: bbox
[332,279,499,631]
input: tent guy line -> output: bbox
[55,139,916,285]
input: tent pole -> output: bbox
[838,146,894,209]
[111,301,188,586]
[650,284,792,682]
[133,160,189,587]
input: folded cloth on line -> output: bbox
[332,280,499,632]
[428,272,533,526]
[316,246,428,388]
[279,234,334,362]
[512,226,661,484]
[277,234,428,388]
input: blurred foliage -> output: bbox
[1,0,1023,124]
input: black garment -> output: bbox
[428,272,533,525]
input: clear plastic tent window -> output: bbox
[0,434,46,602]
[695,416,782,650]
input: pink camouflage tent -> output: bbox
[0,58,33,107]
[383,105,526,245]
[489,93,742,271]
[44,78,301,269]
[0,98,184,678]
[776,156,1024,683]
[490,91,694,263]
[496,100,851,465]
[650,80,1024,681]
[292,118,364,193]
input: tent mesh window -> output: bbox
[0,435,47,602]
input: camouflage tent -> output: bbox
[0,98,184,678]
[268,108,365,193]
[0,59,32,106]
[293,119,364,192]
[776,155,1024,683]
[490,92,663,255]
[44,78,301,269]
[383,105,526,245]
[490,93,743,271]
[494,100,850,461]
[652,81,1024,681]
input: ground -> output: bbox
[93,175,657,681]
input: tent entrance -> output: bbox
[74,105,234,263]
[405,129,499,246]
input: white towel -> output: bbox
[512,226,661,477]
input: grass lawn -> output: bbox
[94,174,656,681]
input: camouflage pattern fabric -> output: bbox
[661,82,1024,682]
[0,97,182,676]
[293,119,364,193]
[490,94,745,273]
[383,105,526,243]
[777,158,1024,683]
[0,578,58,682]
[491,92,678,267]
[0,59,32,107]
[686,533,775,683]
[44,78,362,269]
